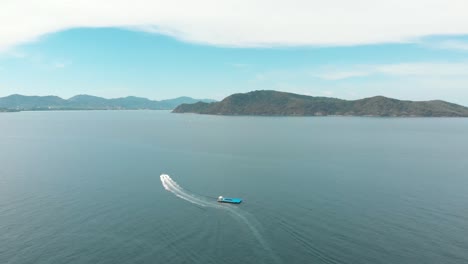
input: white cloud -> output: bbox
[230,63,250,68]
[0,49,28,59]
[315,62,468,80]
[53,62,67,68]
[8,51,27,58]
[321,90,334,96]
[429,39,468,51]
[1,0,468,51]
[315,70,371,80]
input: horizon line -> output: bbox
[1,90,467,107]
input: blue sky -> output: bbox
[1,1,468,105]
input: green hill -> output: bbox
[173,90,468,117]
[0,94,215,111]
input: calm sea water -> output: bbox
[1,111,468,264]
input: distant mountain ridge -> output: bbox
[0,94,216,111]
[173,90,468,117]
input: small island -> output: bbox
[173,90,468,117]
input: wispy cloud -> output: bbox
[53,61,71,69]
[244,61,468,105]
[9,51,27,58]
[314,70,371,80]
[1,0,468,51]
[428,39,468,51]
[315,62,468,80]
[0,49,28,59]
[230,63,250,68]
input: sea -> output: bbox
[1,110,468,264]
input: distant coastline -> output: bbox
[3,91,468,117]
[0,94,216,112]
[173,90,468,117]
[0,108,20,113]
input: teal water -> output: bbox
[1,111,468,264]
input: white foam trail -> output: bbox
[160,174,211,207]
[159,174,280,263]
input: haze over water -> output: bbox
[1,111,468,264]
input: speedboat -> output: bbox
[217,196,242,204]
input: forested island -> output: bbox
[173,90,468,117]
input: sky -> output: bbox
[1,0,468,105]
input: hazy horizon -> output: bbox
[2,90,468,107]
[0,93,217,102]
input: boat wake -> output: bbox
[160,174,280,263]
[160,174,212,208]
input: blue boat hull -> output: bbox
[217,197,242,204]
